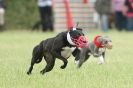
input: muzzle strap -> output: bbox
[67,32,88,48]
[94,35,104,48]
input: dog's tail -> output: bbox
[32,44,43,63]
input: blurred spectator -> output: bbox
[124,0,133,31]
[94,0,111,32]
[112,0,127,31]
[37,0,54,32]
[89,0,100,28]
[0,0,5,31]
[108,13,115,29]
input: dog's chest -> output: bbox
[99,48,105,53]
[94,48,105,57]
[61,47,76,59]
[89,48,105,57]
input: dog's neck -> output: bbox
[67,32,76,46]
[62,31,75,47]
[94,36,104,48]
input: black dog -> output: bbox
[27,27,88,75]
[74,35,113,68]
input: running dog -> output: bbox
[75,35,113,68]
[27,27,88,75]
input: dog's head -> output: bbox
[94,35,112,49]
[67,27,88,48]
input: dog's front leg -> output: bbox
[40,54,55,75]
[51,51,68,69]
[98,55,105,64]
[75,49,88,68]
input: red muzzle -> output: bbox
[72,36,88,48]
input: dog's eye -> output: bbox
[78,33,81,36]
[105,41,108,44]
[75,33,81,37]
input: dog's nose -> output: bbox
[107,42,113,49]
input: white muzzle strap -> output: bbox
[72,27,76,30]
[67,32,76,45]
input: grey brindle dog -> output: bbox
[74,35,113,68]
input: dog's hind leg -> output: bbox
[33,45,43,63]
[27,45,43,75]
[27,57,36,75]
[40,54,55,74]
[27,55,43,75]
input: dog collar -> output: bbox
[67,32,76,45]
[72,27,76,30]
[94,35,104,48]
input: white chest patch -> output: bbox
[89,48,105,57]
[99,48,105,52]
[61,47,76,59]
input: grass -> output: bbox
[0,30,133,88]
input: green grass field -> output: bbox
[0,30,133,88]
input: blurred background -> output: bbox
[1,1,133,88]
[2,0,133,32]
[5,0,95,31]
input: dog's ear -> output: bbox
[98,37,104,43]
[103,36,112,42]
[68,27,83,31]
[76,28,83,31]
[97,36,107,44]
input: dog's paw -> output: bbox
[27,72,31,75]
[74,60,79,64]
[40,70,45,75]
[98,62,105,65]
[60,65,66,69]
